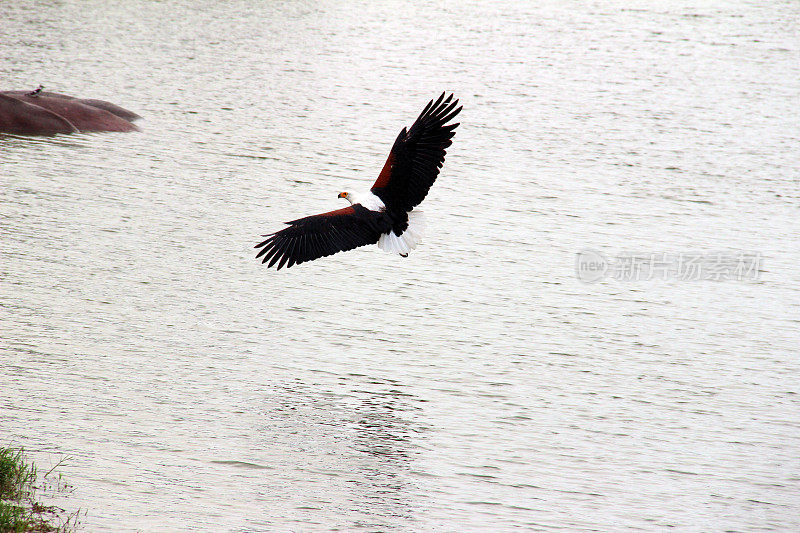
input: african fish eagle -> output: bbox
[255,93,462,269]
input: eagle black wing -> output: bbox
[254,205,385,269]
[370,93,462,213]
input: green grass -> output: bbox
[0,447,82,533]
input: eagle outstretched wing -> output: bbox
[254,206,383,270]
[371,93,462,213]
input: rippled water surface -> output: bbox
[2,1,799,531]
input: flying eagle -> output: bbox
[255,93,461,269]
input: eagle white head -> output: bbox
[338,190,386,211]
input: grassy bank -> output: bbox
[0,447,81,533]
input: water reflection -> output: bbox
[349,379,422,525]
[254,374,424,529]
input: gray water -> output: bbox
[2,1,799,531]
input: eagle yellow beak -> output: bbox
[338,192,348,199]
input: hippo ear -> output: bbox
[0,93,78,135]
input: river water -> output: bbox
[1,1,798,531]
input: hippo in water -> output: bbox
[0,88,141,135]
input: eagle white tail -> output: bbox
[378,210,426,256]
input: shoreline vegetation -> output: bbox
[0,447,82,532]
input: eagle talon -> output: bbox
[400,253,408,258]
